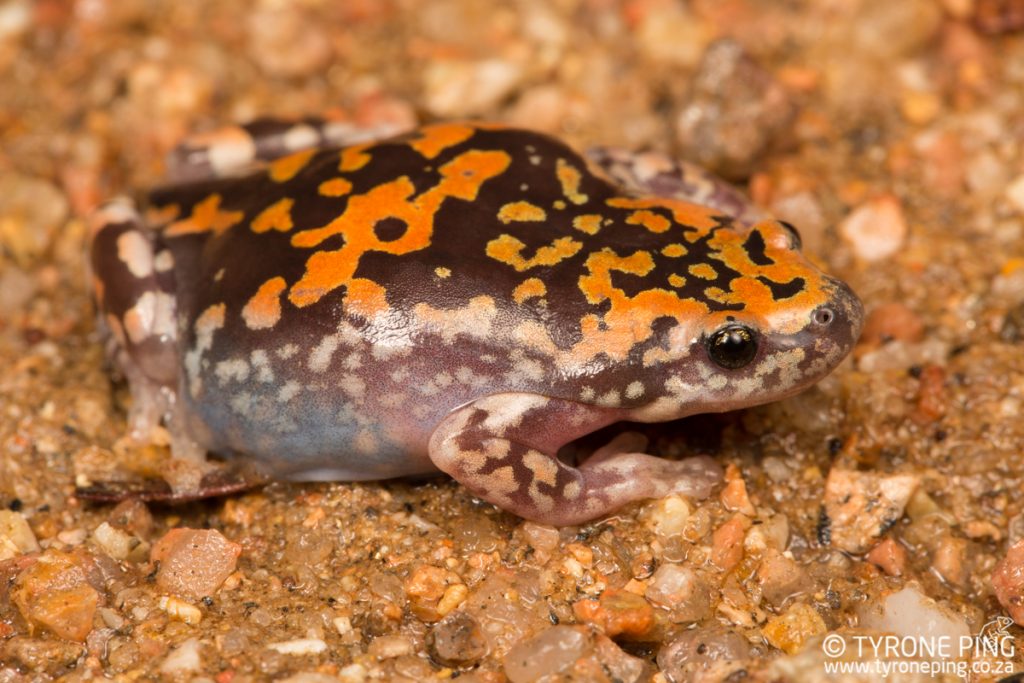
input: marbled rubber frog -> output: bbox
[89,120,862,525]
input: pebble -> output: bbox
[367,634,414,659]
[0,510,40,560]
[710,514,750,571]
[426,611,488,667]
[0,174,69,266]
[92,522,149,562]
[865,537,908,576]
[159,637,202,675]
[150,528,241,601]
[857,585,970,643]
[503,625,588,683]
[267,638,329,656]
[756,549,813,608]
[645,564,712,623]
[423,58,524,118]
[572,587,655,638]
[762,603,827,654]
[992,539,1024,623]
[1006,174,1024,213]
[838,195,908,262]
[657,627,751,682]
[858,302,925,347]
[821,468,920,554]
[246,7,332,78]
[12,550,100,642]
[675,39,796,180]
[0,636,85,676]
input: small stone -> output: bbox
[12,550,99,642]
[1006,174,1024,213]
[645,564,712,623]
[994,540,1024,623]
[900,90,942,125]
[503,626,589,683]
[573,588,655,638]
[0,637,85,676]
[246,7,332,78]
[858,302,925,347]
[267,638,329,656]
[150,528,241,600]
[763,603,827,654]
[0,173,69,266]
[92,522,149,563]
[427,611,488,667]
[756,549,813,607]
[657,627,751,682]
[710,514,750,571]
[720,464,756,516]
[159,638,202,675]
[866,537,908,577]
[839,195,908,262]
[158,595,202,625]
[424,58,524,118]
[675,39,796,180]
[932,534,969,588]
[821,469,920,553]
[368,634,414,659]
[0,510,40,560]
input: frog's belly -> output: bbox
[180,375,439,481]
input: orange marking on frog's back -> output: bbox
[498,201,547,223]
[164,194,244,237]
[556,159,588,205]
[572,214,603,235]
[319,178,352,197]
[269,149,317,183]
[689,263,718,280]
[252,198,294,233]
[344,278,390,317]
[512,278,547,304]
[625,209,670,233]
[607,197,720,237]
[485,234,582,272]
[408,124,476,159]
[288,149,512,311]
[339,145,372,172]
[242,277,287,330]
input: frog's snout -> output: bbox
[815,277,864,351]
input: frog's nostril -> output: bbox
[812,307,835,327]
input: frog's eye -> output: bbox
[707,324,759,370]
[778,221,802,250]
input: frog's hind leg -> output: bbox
[428,394,722,525]
[166,115,415,184]
[89,198,181,440]
[585,146,766,227]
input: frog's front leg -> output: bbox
[428,394,722,525]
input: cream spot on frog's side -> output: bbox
[412,295,498,344]
[278,381,301,403]
[215,358,250,385]
[154,250,174,272]
[579,387,596,402]
[340,375,366,401]
[596,390,621,408]
[214,268,226,282]
[184,303,226,398]
[123,291,177,344]
[117,231,154,278]
[523,450,558,486]
[251,349,274,383]
[354,430,378,454]
[625,381,645,400]
[308,335,342,373]
[277,343,299,360]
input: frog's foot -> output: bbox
[428,394,722,526]
[75,461,268,504]
[166,115,416,183]
[584,147,766,227]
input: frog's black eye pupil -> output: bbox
[707,325,758,369]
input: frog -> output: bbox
[88,119,863,525]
